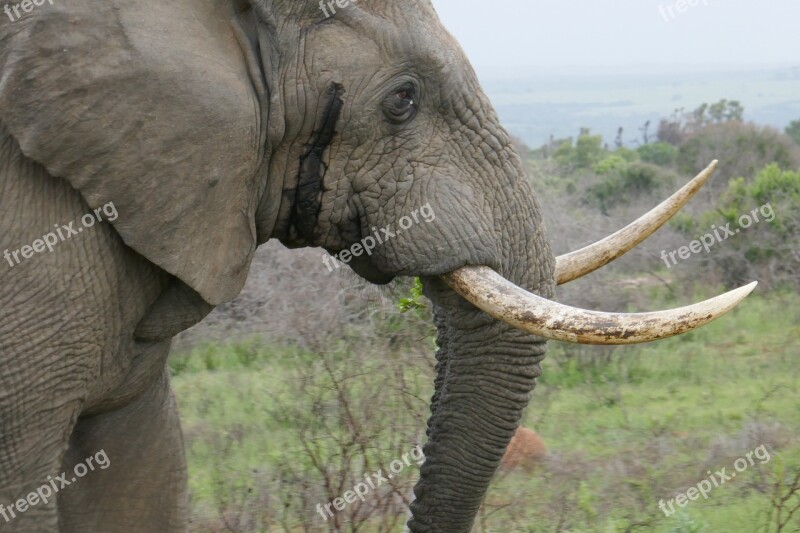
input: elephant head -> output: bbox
[0,0,755,531]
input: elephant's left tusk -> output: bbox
[441,266,756,345]
[555,160,717,285]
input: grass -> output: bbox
[170,290,799,532]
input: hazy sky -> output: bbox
[431,0,800,71]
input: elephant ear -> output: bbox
[0,0,264,305]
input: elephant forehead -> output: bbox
[314,1,472,81]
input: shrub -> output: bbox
[552,129,606,171]
[575,128,604,169]
[677,122,800,188]
[593,155,628,176]
[678,164,800,289]
[621,162,664,193]
[585,162,675,214]
[637,142,678,167]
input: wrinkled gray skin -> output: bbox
[0,1,554,531]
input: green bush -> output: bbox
[553,128,606,170]
[614,146,641,162]
[585,162,674,213]
[593,155,628,175]
[637,142,678,167]
[553,138,576,167]
[709,164,800,237]
[575,128,604,169]
[678,163,800,288]
[621,162,664,193]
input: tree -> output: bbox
[676,121,800,184]
[637,142,677,167]
[657,110,685,146]
[575,128,604,169]
[708,99,744,123]
[657,100,745,145]
[639,120,651,145]
[786,119,800,145]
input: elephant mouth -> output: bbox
[346,251,396,284]
[440,161,758,346]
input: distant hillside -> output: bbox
[478,65,800,146]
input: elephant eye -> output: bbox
[383,83,417,125]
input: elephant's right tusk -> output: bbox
[442,266,756,345]
[555,160,718,285]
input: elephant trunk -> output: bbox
[405,159,757,531]
[408,274,549,532]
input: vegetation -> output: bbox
[786,120,800,146]
[678,164,800,288]
[531,100,800,292]
[171,100,800,532]
[172,291,799,532]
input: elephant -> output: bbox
[0,0,756,531]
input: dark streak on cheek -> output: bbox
[290,82,345,243]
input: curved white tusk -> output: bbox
[442,266,757,345]
[555,160,718,285]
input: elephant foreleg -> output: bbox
[58,370,188,533]
[0,398,80,532]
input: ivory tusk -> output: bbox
[555,160,718,285]
[442,265,756,345]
